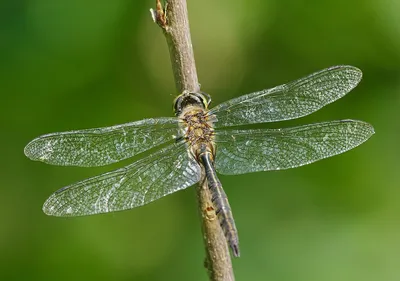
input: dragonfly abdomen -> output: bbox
[199,150,240,257]
[211,182,240,257]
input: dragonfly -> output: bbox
[24,65,374,257]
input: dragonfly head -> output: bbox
[174,91,211,116]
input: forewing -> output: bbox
[215,120,374,175]
[210,65,362,128]
[24,117,180,167]
[43,142,201,216]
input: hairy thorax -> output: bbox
[179,105,216,158]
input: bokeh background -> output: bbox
[1,0,399,280]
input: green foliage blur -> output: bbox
[1,0,399,280]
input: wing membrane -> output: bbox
[210,65,362,128]
[215,120,374,175]
[43,142,201,216]
[24,117,180,167]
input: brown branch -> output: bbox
[198,174,235,281]
[151,1,235,280]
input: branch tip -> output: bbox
[152,0,168,29]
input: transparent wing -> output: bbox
[209,65,362,128]
[43,142,201,216]
[24,117,180,167]
[215,120,374,175]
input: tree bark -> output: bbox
[151,1,235,280]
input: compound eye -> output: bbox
[191,92,210,109]
[201,92,211,107]
[173,91,210,116]
[173,95,183,116]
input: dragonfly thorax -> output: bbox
[180,107,216,158]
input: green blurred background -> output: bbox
[1,0,399,280]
